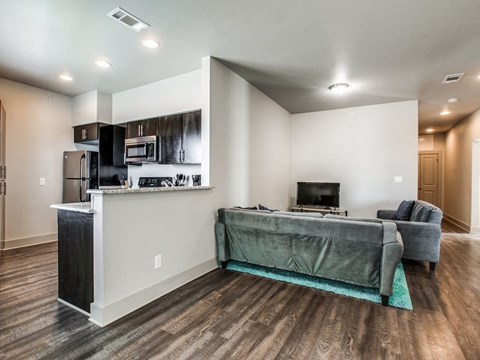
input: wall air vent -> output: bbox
[442,73,465,84]
[107,7,150,32]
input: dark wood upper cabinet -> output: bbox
[126,118,158,138]
[158,110,201,164]
[74,123,99,144]
[159,114,183,164]
[182,110,201,164]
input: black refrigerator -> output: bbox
[63,150,98,203]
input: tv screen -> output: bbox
[296,182,340,208]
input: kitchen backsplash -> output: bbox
[127,164,201,187]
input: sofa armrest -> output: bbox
[215,222,230,262]
[380,222,403,296]
[387,220,441,262]
[377,209,396,220]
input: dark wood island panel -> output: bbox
[57,209,93,313]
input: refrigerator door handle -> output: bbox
[80,155,86,202]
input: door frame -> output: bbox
[471,140,480,233]
[418,151,443,209]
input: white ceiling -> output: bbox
[1,0,480,134]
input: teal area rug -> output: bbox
[226,261,413,310]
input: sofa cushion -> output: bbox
[393,200,415,221]
[234,205,258,210]
[275,211,323,218]
[258,204,278,212]
[324,214,382,223]
[409,202,433,222]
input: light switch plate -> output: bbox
[394,176,403,183]
[40,178,46,186]
[155,254,162,269]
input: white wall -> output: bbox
[208,59,291,210]
[0,78,74,248]
[112,70,202,123]
[72,90,112,126]
[444,108,480,231]
[291,101,418,217]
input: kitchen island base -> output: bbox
[57,209,93,314]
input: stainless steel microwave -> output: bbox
[124,135,159,164]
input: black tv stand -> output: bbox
[291,206,348,217]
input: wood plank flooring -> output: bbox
[1,225,479,359]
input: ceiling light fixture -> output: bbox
[59,74,73,81]
[440,111,450,116]
[426,128,435,133]
[329,83,349,95]
[95,60,112,68]
[142,39,159,48]
[447,97,458,104]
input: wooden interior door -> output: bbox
[418,153,439,207]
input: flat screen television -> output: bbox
[296,182,340,208]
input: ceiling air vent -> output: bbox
[107,7,150,32]
[442,73,465,84]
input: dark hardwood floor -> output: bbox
[1,223,479,359]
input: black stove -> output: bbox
[138,177,173,188]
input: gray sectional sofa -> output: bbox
[377,200,443,271]
[215,208,404,305]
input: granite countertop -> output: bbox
[50,202,94,213]
[87,185,213,195]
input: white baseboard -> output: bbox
[443,213,470,232]
[89,257,218,327]
[470,226,480,234]
[3,233,57,250]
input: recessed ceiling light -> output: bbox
[142,39,159,48]
[447,97,458,104]
[440,111,451,116]
[329,83,349,95]
[426,128,435,133]
[95,60,112,68]
[59,74,73,81]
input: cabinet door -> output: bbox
[74,123,99,143]
[182,110,201,164]
[126,119,158,138]
[158,115,182,163]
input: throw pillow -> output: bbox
[258,204,278,212]
[393,200,415,221]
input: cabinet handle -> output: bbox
[179,149,182,163]
[81,128,88,141]
[182,149,186,163]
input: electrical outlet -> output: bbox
[154,254,162,269]
[394,176,403,183]
[40,178,46,186]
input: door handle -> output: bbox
[80,155,86,202]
